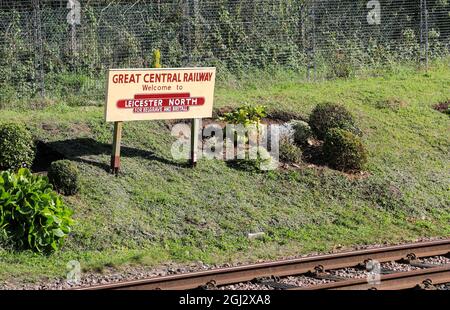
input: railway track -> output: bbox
[76,239,450,291]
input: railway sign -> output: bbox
[105,67,216,174]
[105,68,216,122]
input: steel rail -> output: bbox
[76,239,450,290]
[295,265,450,290]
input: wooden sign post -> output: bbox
[105,67,216,174]
[190,118,200,167]
[110,121,123,175]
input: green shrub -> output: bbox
[48,160,80,196]
[0,168,74,252]
[323,128,368,171]
[0,123,35,170]
[309,103,359,140]
[279,138,302,164]
[220,105,267,145]
[292,120,312,146]
[220,105,267,126]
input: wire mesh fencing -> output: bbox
[0,0,449,104]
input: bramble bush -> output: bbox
[0,122,35,171]
[0,168,74,253]
[309,103,360,140]
[48,160,80,196]
[323,128,368,172]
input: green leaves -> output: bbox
[220,105,267,126]
[0,168,74,253]
[52,228,65,238]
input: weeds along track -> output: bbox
[75,239,450,291]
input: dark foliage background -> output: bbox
[0,0,448,104]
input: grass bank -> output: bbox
[0,60,449,283]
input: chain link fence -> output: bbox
[0,0,449,104]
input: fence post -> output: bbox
[192,0,199,64]
[67,0,80,70]
[306,0,316,81]
[312,0,317,80]
[185,0,201,167]
[420,0,429,69]
[183,0,199,66]
[71,15,77,57]
[32,0,45,97]
[424,0,429,69]
[182,1,191,65]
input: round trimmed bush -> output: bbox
[0,123,35,170]
[309,103,359,140]
[292,120,312,146]
[279,138,302,164]
[323,128,367,171]
[48,160,80,195]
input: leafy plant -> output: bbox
[0,168,74,253]
[220,105,268,147]
[220,105,267,126]
[0,122,35,170]
[309,102,360,140]
[48,160,80,196]
[323,128,368,172]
